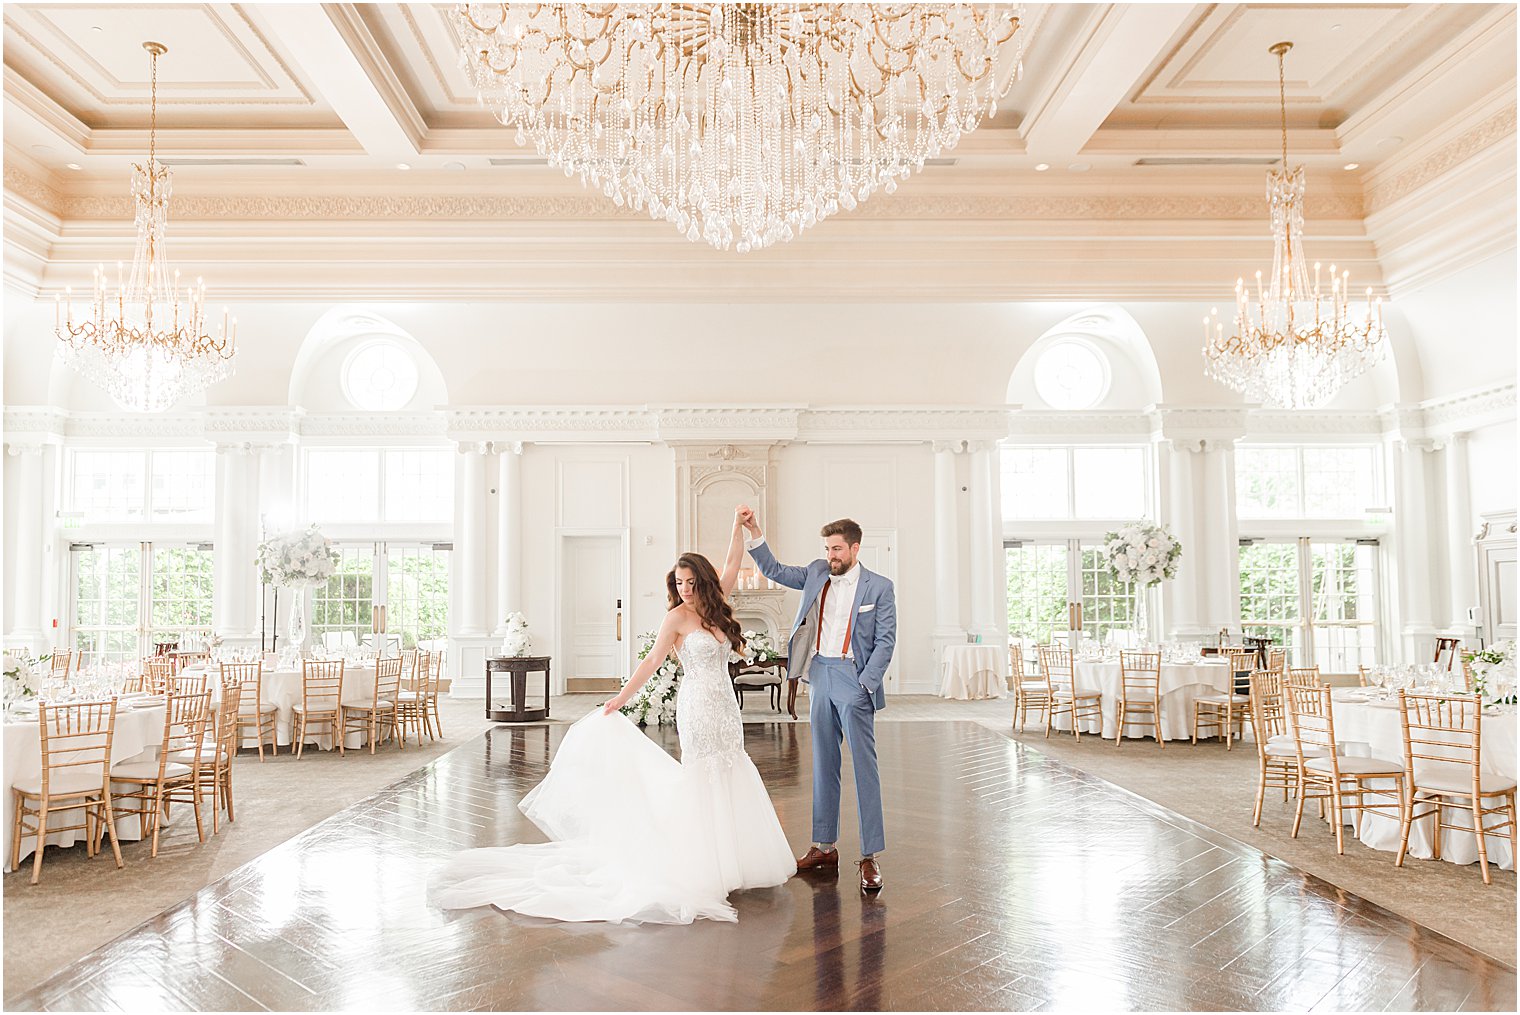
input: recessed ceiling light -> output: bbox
[30,144,54,154]
[66,163,82,171]
[1343,162,1360,171]
[1034,162,1050,172]
[1378,136,1404,149]
[1067,162,1090,173]
[396,162,411,171]
[443,160,466,171]
[1330,23,1342,31]
[90,25,103,33]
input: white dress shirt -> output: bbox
[746,533,858,659]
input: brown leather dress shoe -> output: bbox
[857,857,884,892]
[796,846,840,872]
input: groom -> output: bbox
[738,506,896,893]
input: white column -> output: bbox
[983,444,1008,652]
[4,443,47,651]
[966,441,999,642]
[1393,438,1440,663]
[453,443,491,637]
[1443,433,1476,635]
[1160,439,1208,641]
[931,441,964,638]
[494,441,524,636]
[213,443,263,644]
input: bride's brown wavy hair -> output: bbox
[666,553,744,652]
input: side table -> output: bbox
[485,655,551,723]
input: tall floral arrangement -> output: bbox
[730,629,779,665]
[620,630,681,727]
[256,526,339,587]
[1103,521,1182,587]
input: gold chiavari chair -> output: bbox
[1267,648,1287,673]
[221,661,277,760]
[1247,669,1316,826]
[416,648,446,741]
[109,689,211,857]
[174,690,240,835]
[396,649,427,747]
[1396,691,1518,885]
[343,656,402,754]
[1287,666,1323,688]
[1193,650,1253,749]
[49,649,73,683]
[120,674,146,694]
[294,659,345,758]
[1038,644,1101,741]
[1115,650,1163,748]
[10,699,124,884]
[1286,683,1406,855]
[144,655,176,695]
[1010,643,1054,734]
[170,673,208,695]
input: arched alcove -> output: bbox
[1007,305,1164,410]
[288,307,448,412]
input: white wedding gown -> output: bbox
[432,629,796,924]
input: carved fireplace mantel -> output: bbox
[730,588,792,646]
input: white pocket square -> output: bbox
[858,603,876,613]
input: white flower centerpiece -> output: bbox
[621,630,681,727]
[255,525,339,659]
[1103,520,1182,643]
[1464,640,1517,703]
[3,650,48,706]
[500,612,531,658]
[730,629,779,666]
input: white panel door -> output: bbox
[857,529,898,690]
[562,535,622,681]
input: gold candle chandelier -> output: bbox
[455,3,1025,252]
[55,42,236,413]
[1203,41,1385,410]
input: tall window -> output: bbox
[68,449,214,523]
[1236,445,1382,518]
[1238,539,1381,670]
[71,543,214,663]
[305,448,452,523]
[310,542,450,651]
[1003,444,1151,650]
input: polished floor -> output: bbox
[10,720,1516,1011]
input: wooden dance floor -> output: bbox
[11,721,1515,1011]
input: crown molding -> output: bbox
[1364,99,1517,215]
[299,413,448,438]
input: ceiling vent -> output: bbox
[924,157,958,167]
[157,157,306,167]
[489,157,552,166]
[1134,157,1280,167]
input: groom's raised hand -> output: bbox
[738,505,761,537]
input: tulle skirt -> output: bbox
[432,709,795,925]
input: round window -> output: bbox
[1033,339,1110,410]
[341,340,419,412]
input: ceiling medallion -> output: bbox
[1203,41,1385,410]
[54,42,236,412]
[455,3,1025,252]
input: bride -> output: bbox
[432,508,796,924]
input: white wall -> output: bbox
[1468,420,1517,522]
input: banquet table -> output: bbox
[1330,691,1516,870]
[938,645,1005,700]
[189,662,381,752]
[2,697,167,872]
[1051,658,1235,740]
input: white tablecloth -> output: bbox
[1330,694,1516,870]
[1051,659,1234,740]
[2,700,167,871]
[193,664,380,751]
[939,645,1005,700]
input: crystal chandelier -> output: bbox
[55,42,236,413]
[455,3,1024,252]
[1203,41,1384,410]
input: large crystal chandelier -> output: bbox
[1203,41,1384,410]
[55,42,236,413]
[455,3,1024,252]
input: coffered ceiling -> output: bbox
[2,3,1514,302]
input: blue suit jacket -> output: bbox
[748,539,896,711]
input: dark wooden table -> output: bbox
[484,655,551,723]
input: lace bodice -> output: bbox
[675,629,744,765]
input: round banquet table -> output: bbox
[1050,658,1235,740]
[188,663,381,752]
[1329,691,1516,870]
[2,698,167,872]
[938,645,1006,700]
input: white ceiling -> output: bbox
[2,2,1515,302]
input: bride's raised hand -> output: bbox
[601,697,624,716]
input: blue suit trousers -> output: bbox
[809,656,885,856]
